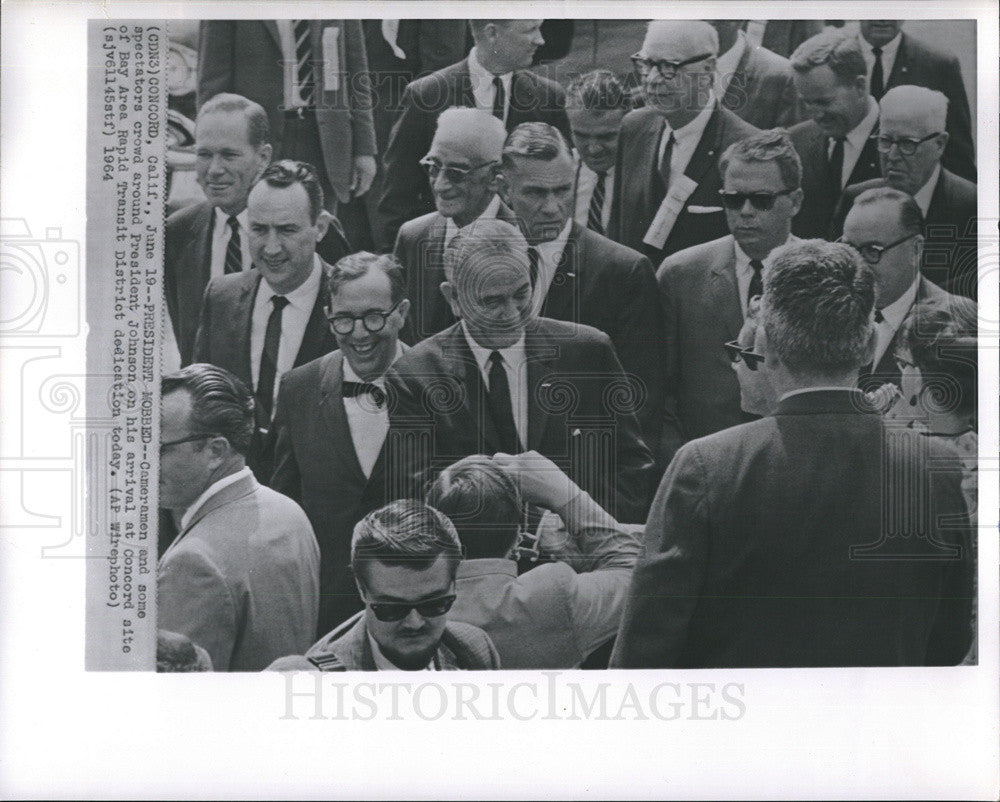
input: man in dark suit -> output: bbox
[499,121,666,458]
[608,21,760,264]
[268,500,500,671]
[657,129,803,465]
[375,19,572,251]
[612,239,974,668]
[708,20,800,129]
[385,218,656,524]
[393,107,513,343]
[857,20,975,181]
[166,95,351,367]
[271,253,411,635]
[192,161,338,480]
[788,30,882,238]
[830,86,977,300]
[197,20,378,226]
[842,187,968,399]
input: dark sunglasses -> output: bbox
[631,52,713,80]
[419,157,497,184]
[368,593,457,623]
[159,433,219,454]
[724,340,765,371]
[718,188,796,211]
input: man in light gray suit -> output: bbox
[157,363,320,671]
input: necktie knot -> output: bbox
[227,216,239,233]
[747,259,765,306]
[874,308,884,324]
[271,295,290,311]
[872,46,883,56]
[342,381,386,407]
[489,350,504,369]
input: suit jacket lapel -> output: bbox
[440,325,502,453]
[263,20,281,53]
[524,321,559,450]
[682,106,724,184]
[164,473,257,558]
[721,46,755,115]
[238,271,262,384]
[457,59,476,108]
[711,239,744,342]
[540,226,578,321]
[886,34,911,89]
[318,352,369,485]
[847,120,881,187]
[295,268,334,367]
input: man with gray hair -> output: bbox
[385,217,656,524]
[393,107,515,342]
[830,85,977,299]
[612,240,974,668]
[609,20,760,263]
[268,500,500,671]
[787,29,882,238]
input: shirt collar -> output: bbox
[844,95,880,151]
[880,274,921,329]
[180,466,252,531]
[733,233,797,272]
[261,253,322,311]
[213,206,248,233]
[534,217,573,263]
[460,319,526,375]
[343,342,405,386]
[444,193,502,248]
[859,31,902,59]
[575,153,614,182]
[468,45,512,85]
[669,97,716,143]
[913,163,941,216]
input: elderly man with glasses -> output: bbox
[608,20,760,263]
[270,252,411,636]
[612,239,974,668]
[158,363,320,671]
[268,500,500,671]
[393,107,515,343]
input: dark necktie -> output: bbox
[828,136,846,190]
[342,381,386,408]
[492,75,505,121]
[659,130,676,192]
[874,308,884,324]
[224,216,242,274]
[587,171,607,235]
[748,259,765,306]
[293,20,316,108]
[527,246,540,289]
[487,351,520,453]
[870,47,885,99]
[859,310,886,376]
[256,295,289,426]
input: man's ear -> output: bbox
[314,209,332,241]
[861,325,878,366]
[396,298,411,323]
[256,143,274,176]
[440,281,462,318]
[496,171,511,206]
[486,166,503,196]
[789,187,804,218]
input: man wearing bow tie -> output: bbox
[271,252,410,635]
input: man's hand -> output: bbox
[351,155,377,197]
[493,450,580,511]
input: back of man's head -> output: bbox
[762,240,876,376]
[444,218,530,286]
[426,456,522,559]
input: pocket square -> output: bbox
[687,205,724,214]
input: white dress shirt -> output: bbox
[530,218,573,316]
[913,164,942,218]
[461,320,528,450]
[210,207,250,279]
[715,30,747,101]
[342,342,404,478]
[734,235,799,318]
[277,20,313,109]
[573,156,615,231]
[249,255,323,410]
[859,31,902,94]
[873,274,920,367]
[658,99,716,192]
[829,96,879,188]
[179,466,253,532]
[444,194,502,249]
[468,46,512,126]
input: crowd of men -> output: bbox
[156,19,978,673]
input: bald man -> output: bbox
[831,85,977,299]
[393,108,518,343]
[608,20,759,263]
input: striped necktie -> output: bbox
[224,216,242,274]
[587,171,607,235]
[293,20,316,108]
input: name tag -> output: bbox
[322,26,340,91]
[643,174,698,250]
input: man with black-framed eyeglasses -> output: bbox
[270,252,411,635]
[158,363,320,672]
[268,500,500,671]
[609,20,760,263]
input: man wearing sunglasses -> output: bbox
[269,500,500,671]
[613,240,974,668]
[608,20,760,264]
[270,253,411,636]
[158,363,320,672]
[843,187,965,399]
[393,107,515,342]
[656,129,802,465]
[193,161,341,482]
[830,85,977,300]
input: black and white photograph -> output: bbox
[1,3,997,798]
